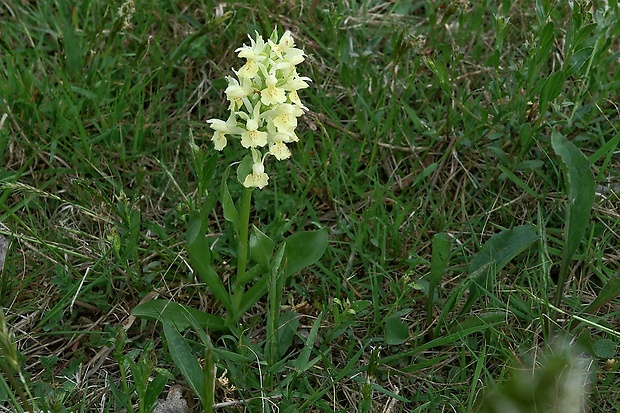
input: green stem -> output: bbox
[232,187,253,323]
[0,361,33,413]
[266,267,278,389]
[204,346,214,413]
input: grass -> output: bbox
[1,0,619,411]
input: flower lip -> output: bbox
[211,131,227,151]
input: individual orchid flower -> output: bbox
[267,30,295,58]
[236,32,267,79]
[236,31,267,61]
[243,148,269,189]
[287,89,307,109]
[225,75,255,110]
[239,102,268,148]
[273,48,306,73]
[206,115,243,151]
[283,71,312,91]
[269,133,292,160]
[260,74,287,106]
[264,103,302,133]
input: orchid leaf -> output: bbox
[186,211,233,312]
[132,299,227,332]
[163,322,205,405]
[249,226,274,271]
[282,228,328,277]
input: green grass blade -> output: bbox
[584,271,620,314]
[249,226,274,271]
[498,164,541,199]
[426,232,451,333]
[292,311,324,372]
[589,130,620,164]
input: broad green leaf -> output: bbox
[384,309,411,345]
[186,211,233,312]
[435,59,450,90]
[236,263,264,287]
[220,167,238,230]
[351,300,372,313]
[593,339,616,358]
[573,23,597,50]
[200,154,218,193]
[282,228,328,277]
[249,226,274,271]
[277,310,300,357]
[461,225,538,314]
[527,21,555,89]
[132,299,227,332]
[518,122,533,156]
[267,244,287,365]
[564,47,593,77]
[128,359,146,399]
[537,22,555,63]
[539,71,565,116]
[145,374,168,411]
[163,322,205,404]
[551,132,595,274]
[236,154,253,186]
[426,232,451,331]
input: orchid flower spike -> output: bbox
[206,28,311,189]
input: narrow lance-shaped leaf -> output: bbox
[539,70,565,117]
[249,226,274,272]
[428,233,451,306]
[551,131,595,307]
[461,225,538,314]
[132,300,227,332]
[186,211,233,312]
[220,166,239,231]
[163,322,205,405]
[571,271,620,331]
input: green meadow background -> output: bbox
[0,0,619,411]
